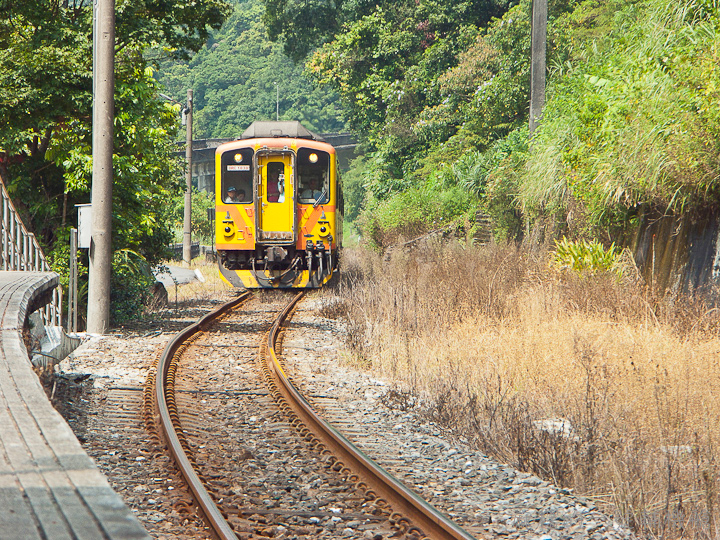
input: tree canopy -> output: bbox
[0,0,230,256]
[302,0,518,198]
[263,0,509,62]
[157,0,346,139]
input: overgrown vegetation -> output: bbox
[522,0,720,233]
[267,0,720,250]
[330,244,720,538]
[110,249,158,324]
[157,0,346,138]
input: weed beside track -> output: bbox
[331,243,720,539]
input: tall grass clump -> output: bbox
[335,242,720,538]
[521,0,720,233]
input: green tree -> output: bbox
[304,0,513,202]
[0,0,231,323]
[47,64,183,266]
[263,0,508,62]
[157,0,346,139]
[263,0,343,62]
[167,187,215,244]
[0,0,230,250]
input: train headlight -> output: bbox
[233,153,243,163]
[308,153,318,164]
[317,216,330,237]
[222,219,235,238]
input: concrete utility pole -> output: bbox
[275,83,279,121]
[87,0,115,334]
[183,89,193,264]
[529,0,548,134]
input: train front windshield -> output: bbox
[221,148,254,203]
[297,148,329,204]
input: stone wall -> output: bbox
[629,209,720,293]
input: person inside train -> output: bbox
[236,189,247,202]
[300,177,326,203]
[225,186,239,203]
[267,169,282,202]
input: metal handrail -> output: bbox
[0,175,62,326]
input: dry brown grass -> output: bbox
[331,242,720,539]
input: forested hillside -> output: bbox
[259,0,720,250]
[156,0,346,138]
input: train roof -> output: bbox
[240,121,325,142]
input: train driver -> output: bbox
[225,186,240,203]
[301,177,326,203]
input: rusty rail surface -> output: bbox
[264,291,478,540]
[154,291,252,540]
[155,290,478,540]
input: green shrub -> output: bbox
[191,189,215,245]
[342,156,372,222]
[50,239,157,327]
[110,249,156,324]
[168,188,216,245]
[552,237,623,276]
[358,181,477,248]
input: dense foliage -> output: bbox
[0,0,230,323]
[157,0,346,139]
[167,188,215,244]
[264,0,720,250]
[298,0,537,245]
[305,0,514,179]
[265,0,510,63]
[522,0,720,234]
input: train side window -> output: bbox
[221,148,253,203]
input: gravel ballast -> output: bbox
[52,292,634,540]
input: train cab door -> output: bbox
[256,153,296,243]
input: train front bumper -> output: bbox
[219,265,335,289]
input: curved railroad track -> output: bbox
[145,290,478,540]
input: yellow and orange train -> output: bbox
[215,121,342,288]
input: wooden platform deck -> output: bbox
[0,272,149,540]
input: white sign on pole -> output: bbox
[77,204,92,249]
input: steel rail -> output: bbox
[266,292,478,540]
[155,291,252,540]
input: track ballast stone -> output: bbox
[53,292,634,540]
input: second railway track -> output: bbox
[149,290,477,540]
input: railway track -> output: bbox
[54,290,634,540]
[146,290,478,540]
